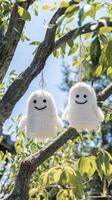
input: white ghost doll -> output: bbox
[19,90,63,139]
[63,82,104,132]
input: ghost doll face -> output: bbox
[69,82,97,107]
[27,90,57,116]
[33,98,47,111]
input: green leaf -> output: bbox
[107,66,112,76]
[40,172,48,185]
[95,65,103,77]
[67,39,74,47]
[99,27,112,34]
[85,33,91,40]
[106,40,112,66]
[54,169,62,183]
[30,41,40,46]
[18,0,27,2]
[90,36,101,65]
[65,5,79,14]
[0,152,3,162]
[78,156,97,178]
[68,44,78,55]
[38,189,48,200]
[18,6,31,21]
[57,189,68,200]
[42,5,50,10]
[21,32,26,42]
[106,164,112,183]
[100,34,108,45]
[66,17,74,24]
[33,4,38,16]
[4,151,11,160]
[59,169,67,185]
[21,32,30,42]
[60,1,69,8]
[96,149,112,180]
[99,48,108,67]
[53,50,60,58]
[29,188,37,198]
[65,27,71,32]
[0,83,5,98]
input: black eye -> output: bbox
[83,95,87,98]
[76,94,79,98]
[43,99,46,103]
[33,100,37,104]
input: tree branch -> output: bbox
[97,83,112,101]
[0,0,34,83]
[5,127,79,200]
[54,21,112,50]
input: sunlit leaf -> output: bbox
[18,6,31,21]
[99,27,112,34]
[106,40,112,66]
[38,189,48,200]
[57,189,68,200]
[60,1,69,8]
[42,5,50,10]
[78,156,97,178]
[107,66,112,76]
[29,188,37,198]
[95,65,103,77]
[65,5,79,14]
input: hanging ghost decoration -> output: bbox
[63,82,104,132]
[19,90,63,139]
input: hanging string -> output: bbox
[78,35,85,82]
[91,79,94,87]
[39,70,47,91]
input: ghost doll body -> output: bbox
[63,82,104,132]
[19,90,63,139]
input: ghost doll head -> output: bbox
[69,82,97,107]
[27,90,57,117]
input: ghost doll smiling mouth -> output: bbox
[34,106,47,110]
[75,100,88,104]
[75,94,88,105]
[33,99,47,110]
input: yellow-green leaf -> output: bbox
[99,27,112,34]
[78,156,97,178]
[39,189,48,200]
[57,189,68,200]
[95,65,103,77]
[29,188,37,198]
[106,164,112,183]
[107,66,112,76]
[65,5,79,14]
[54,169,62,183]
[18,6,31,21]
[60,1,69,8]
[42,5,50,10]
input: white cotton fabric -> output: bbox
[19,90,63,139]
[63,82,104,132]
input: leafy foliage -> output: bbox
[0,0,112,199]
